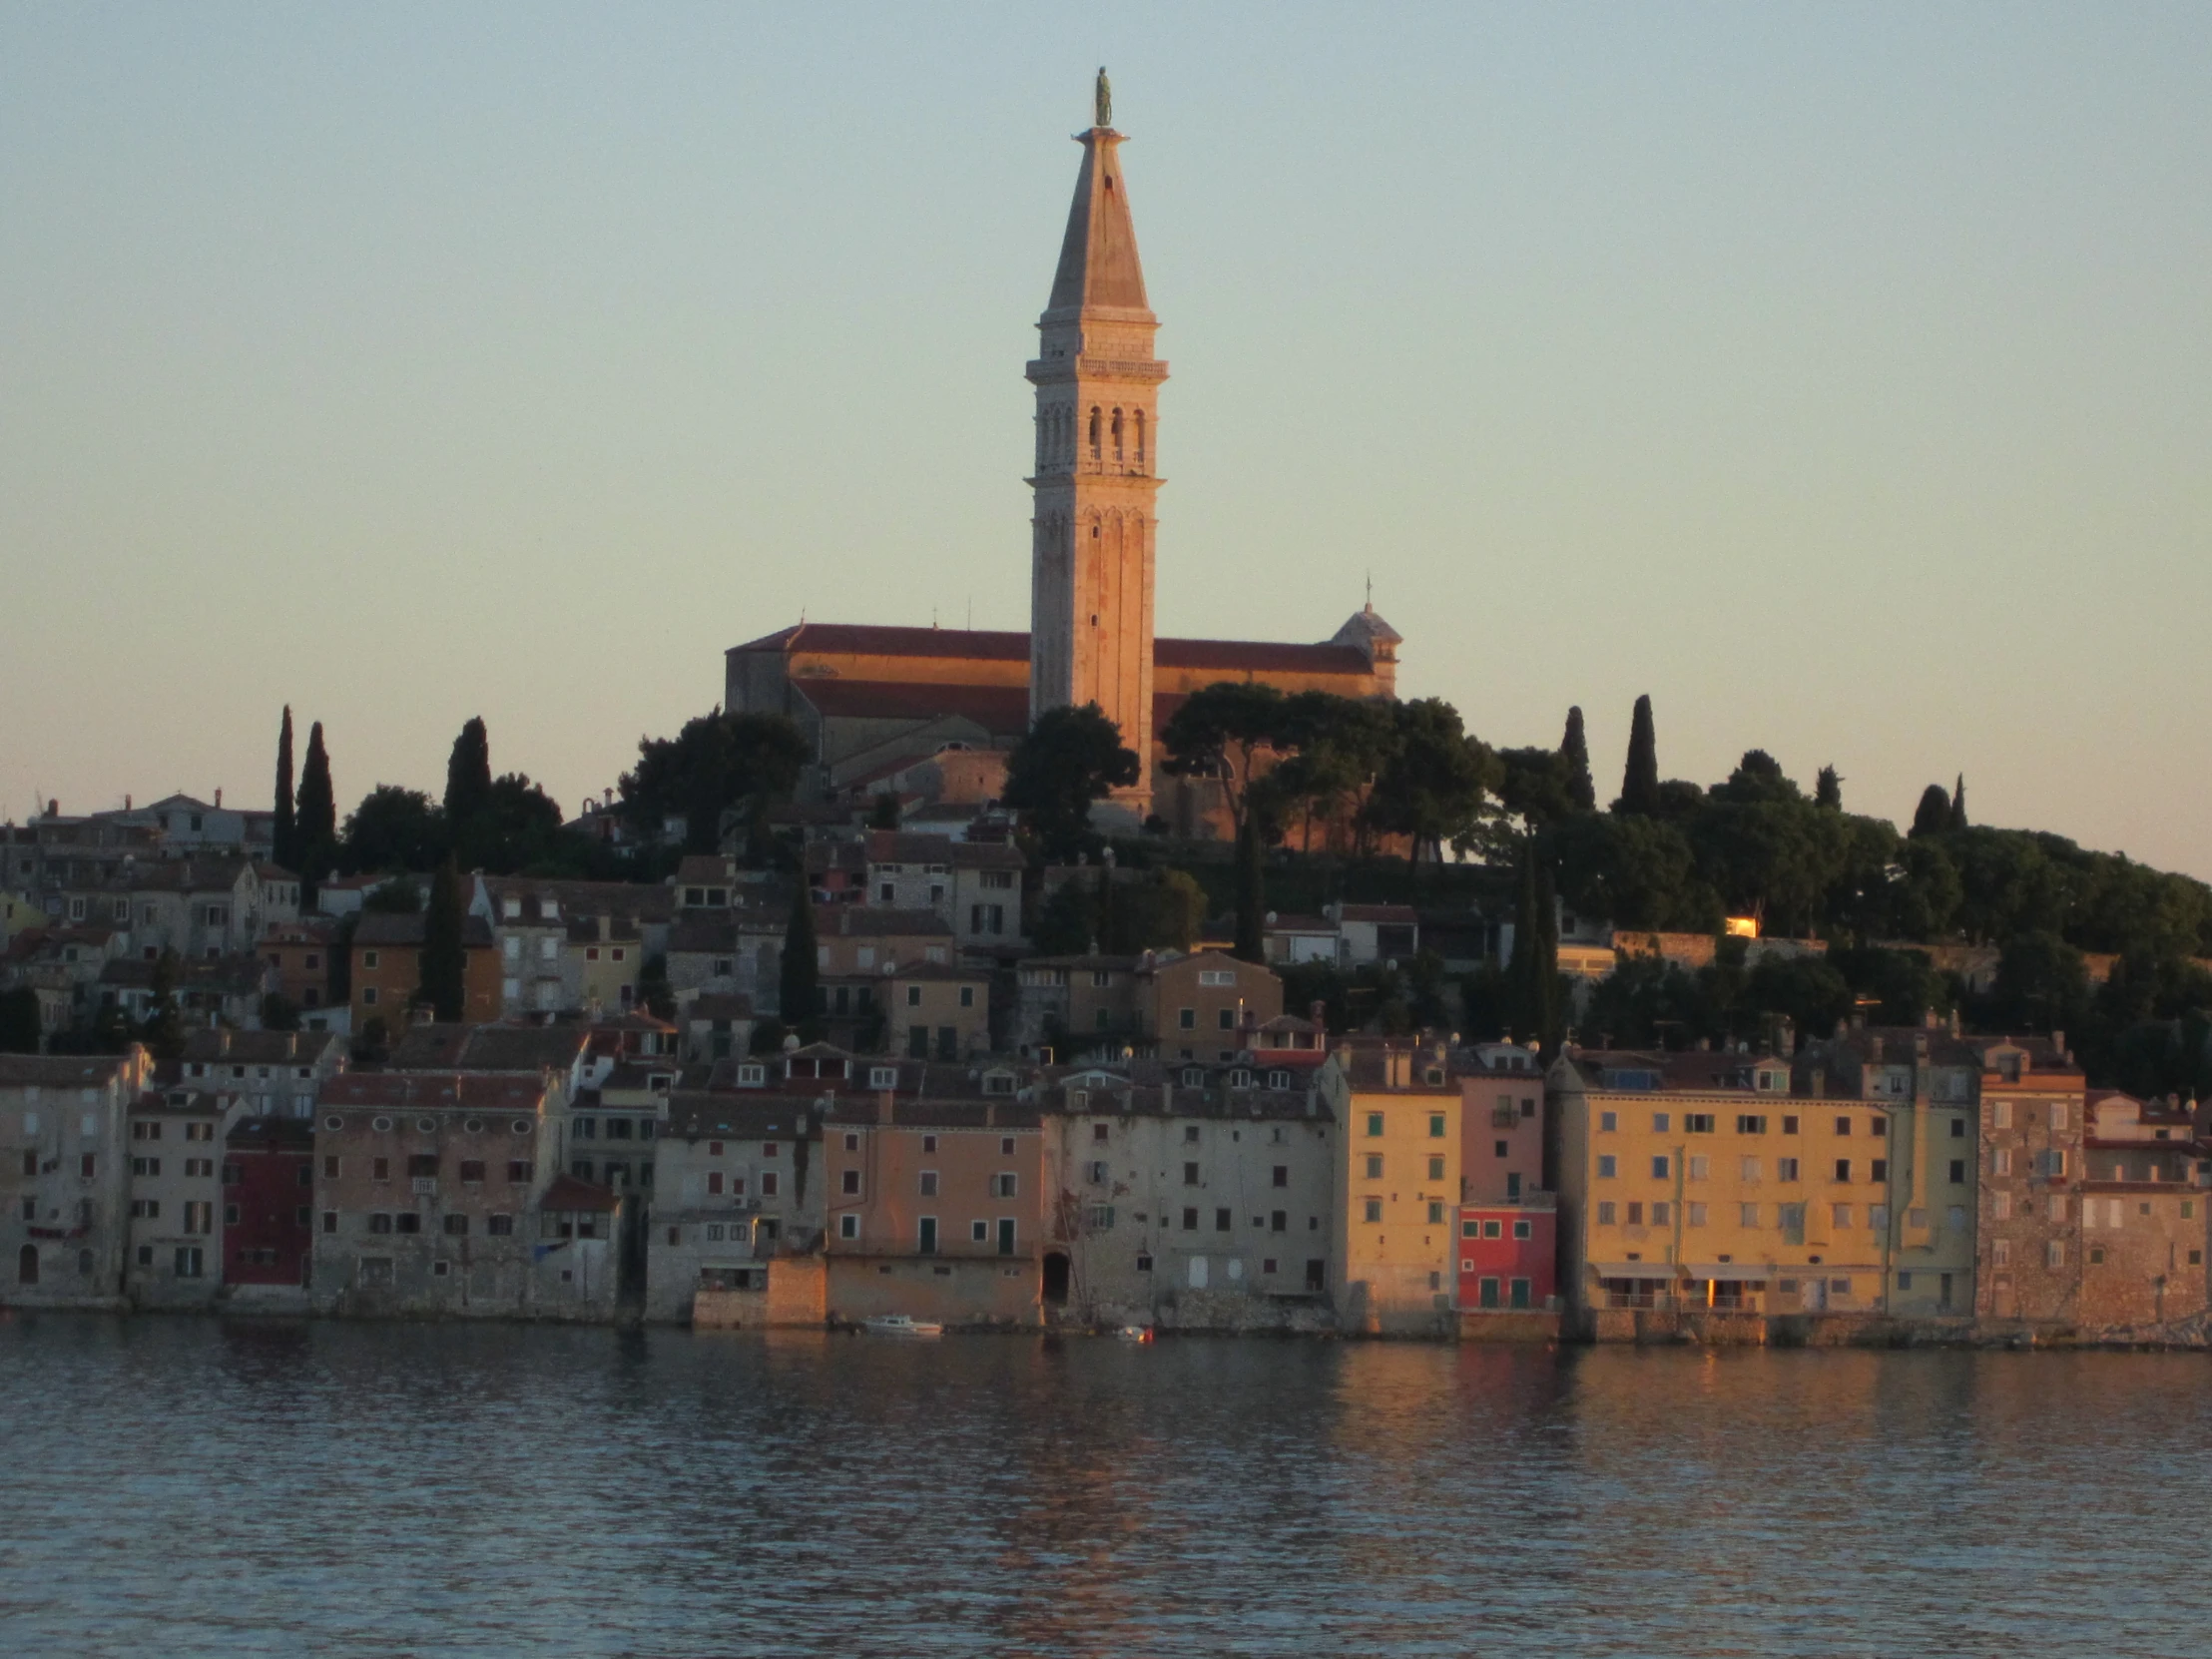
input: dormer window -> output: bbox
[1181,1068,1204,1087]
[542,898,559,921]
[983,1072,1015,1097]
[502,897,521,919]
[1269,1070,1291,1090]
[868,1066,897,1089]
[737,1063,766,1088]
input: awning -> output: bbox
[1584,1263,1676,1279]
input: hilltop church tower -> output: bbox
[1026,70,1166,801]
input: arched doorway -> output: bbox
[17,1244,38,1286]
[1041,1252,1070,1306]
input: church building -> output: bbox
[727,76,1400,836]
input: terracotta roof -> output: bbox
[664,1093,817,1140]
[227,1116,314,1152]
[1154,638,1374,677]
[796,679,1029,734]
[1338,904,1418,924]
[685,994,755,1021]
[828,905,953,939]
[0,1053,140,1088]
[181,1028,341,1066]
[386,1022,590,1074]
[736,623,1030,662]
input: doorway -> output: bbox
[17,1244,38,1286]
[1041,1252,1069,1305]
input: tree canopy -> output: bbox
[620,711,809,856]
[1002,704,1141,862]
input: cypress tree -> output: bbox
[1815,766,1842,811]
[1911,784,1952,837]
[1560,706,1595,812]
[1094,866,1119,954]
[779,895,820,1031]
[417,856,466,1022]
[1948,774,1968,831]
[1620,695,1660,815]
[445,718,492,831]
[1233,816,1267,963]
[294,722,337,895]
[273,706,296,869]
[1507,835,1560,1054]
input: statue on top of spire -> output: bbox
[1094,66,1112,130]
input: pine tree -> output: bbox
[1560,706,1595,813]
[1948,774,1968,832]
[445,718,493,831]
[1815,766,1842,810]
[779,895,820,1032]
[1619,695,1660,815]
[295,722,337,897]
[273,707,296,869]
[417,856,466,1022]
[1233,816,1267,963]
[1910,784,1952,837]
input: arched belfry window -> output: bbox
[1088,406,1102,460]
[1133,409,1146,466]
[1112,408,1124,462]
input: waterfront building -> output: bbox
[1454,1199,1555,1313]
[1322,1039,1463,1336]
[0,1047,153,1306]
[310,1071,620,1320]
[819,1062,1043,1327]
[222,1114,316,1301]
[2076,1090,2210,1330]
[1038,1062,1336,1329]
[124,1083,233,1308]
[648,1091,825,1324]
[1968,1034,2087,1325]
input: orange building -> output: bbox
[349,912,501,1033]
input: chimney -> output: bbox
[1810,1065,1827,1099]
[215,789,223,809]
[877,1089,894,1126]
[125,795,132,811]
[2050,1030,2065,1062]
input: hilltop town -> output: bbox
[5,78,2209,1347]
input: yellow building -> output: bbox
[1321,1039,1461,1337]
[1556,1046,1977,1332]
[884,962,991,1060]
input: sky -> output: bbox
[3,4,2207,878]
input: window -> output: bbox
[1948,1159,1965,1184]
[1782,1115,1800,1135]
[1596,1155,1616,1179]
[1184,1162,1202,1186]
[1426,1155,1445,1181]
[1365,1113,1383,1137]
[1688,1156,1709,1181]
[1991,1148,2011,1176]
[1178,1007,1196,1030]
[1740,1203,1761,1228]
[1832,1204,1853,1229]
[459,1160,485,1184]
[443,1215,468,1237]
[993,1173,1018,1199]
[1214,1208,1232,1233]
[2046,1241,2065,1270]
[1991,1100,2012,1130]
[761,1172,779,1197]
[1599,1112,1618,1132]
[840,1169,860,1196]
[1364,1155,1382,1179]
[1652,1113,1670,1133]
[1363,1199,1382,1224]
[1834,1159,1852,1182]
[394,1214,420,1235]
[1597,1202,1617,1225]
[1684,1114,1714,1134]
[838,1214,858,1241]
[369,1213,392,1235]
[1736,1115,1767,1135]
[1626,1202,1644,1226]
[1992,1238,2011,1267]
[1991,1192,2011,1221]
[1272,1165,1288,1188]
[1270,1210,1287,1234]
[1777,1157,1799,1182]
[1871,1159,1889,1183]
[1650,1156,1669,1180]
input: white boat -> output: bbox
[1116,1324,1155,1344]
[863,1314,944,1338]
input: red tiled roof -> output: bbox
[740,624,1031,662]
[540,1173,621,1214]
[795,679,1031,734]
[319,1073,547,1110]
[1154,638,1374,677]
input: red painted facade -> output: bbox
[224,1117,314,1288]
[1454,1202,1555,1312]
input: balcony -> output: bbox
[410,1178,437,1197]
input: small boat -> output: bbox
[1116,1324,1155,1344]
[863,1314,944,1338]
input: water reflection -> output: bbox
[2,1318,2210,1655]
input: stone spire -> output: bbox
[1027,76,1168,806]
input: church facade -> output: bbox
[727,85,1400,836]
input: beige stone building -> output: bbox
[1321,1039,1463,1337]
[0,1048,153,1306]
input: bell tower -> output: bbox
[1027,70,1166,801]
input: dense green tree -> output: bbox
[1888,838,1962,939]
[416,857,466,1021]
[779,897,820,1032]
[1815,766,1842,811]
[1619,694,1660,816]
[1233,816,1266,963]
[1556,812,1714,933]
[1948,774,1969,832]
[1001,704,1141,862]
[464,775,568,873]
[1106,868,1207,955]
[141,950,185,1060]
[620,710,810,856]
[1494,747,1579,833]
[294,721,337,889]
[444,718,493,829]
[638,953,676,1019]
[1264,693,1397,853]
[1711,750,1801,807]
[340,787,445,874]
[1031,875,1098,956]
[1505,839,1562,1057]
[362,876,422,913]
[1982,929,2092,1034]
[1560,706,1596,813]
[1159,681,1287,838]
[866,793,901,830]
[1369,699,1498,867]
[0,987,41,1053]
[1829,944,1955,1027]
[1910,783,1953,837]
[273,706,296,870]
[1740,954,1855,1047]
